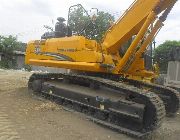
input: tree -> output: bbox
[68,7,115,42]
[0,35,20,53]
[0,35,25,68]
[154,40,180,73]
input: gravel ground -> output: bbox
[0,69,179,140]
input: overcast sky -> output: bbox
[0,0,180,45]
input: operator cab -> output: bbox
[41,17,72,40]
[41,4,99,40]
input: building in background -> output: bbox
[164,46,180,92]
[13,51,26,69]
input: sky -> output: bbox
[0,0,180,45]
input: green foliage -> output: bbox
[14,42,27,52]
[154,40,180,73]
[94,11,115,42]
[0,35,25,69]
[68,7,115,42]
[1,36,14,52]
[0,61,9,69]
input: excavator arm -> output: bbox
[102,0,177,73]
[103,0,176,53]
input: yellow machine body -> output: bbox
[25,0,177,83]
[25,36,153,81]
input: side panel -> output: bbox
[25,36,114,73]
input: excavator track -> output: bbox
[84,73,179,116]
[28,73,165,138]
[120,78,180,116]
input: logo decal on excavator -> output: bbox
[58,48,77,52]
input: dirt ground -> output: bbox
[0,69,180,140]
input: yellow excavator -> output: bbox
[26,0,179,138]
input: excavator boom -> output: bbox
[102,0,177,73]
[103,0,176,53]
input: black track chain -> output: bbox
[85,73,179,115]
[121,78,180,115]
[28,73,165,138]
